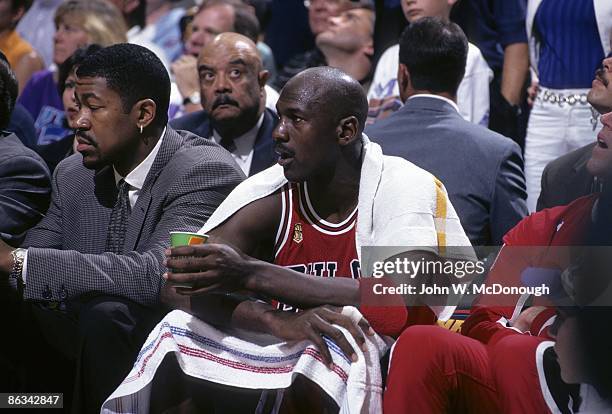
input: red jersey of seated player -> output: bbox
[271,182,434,335]
[473,193,598,321]
[272,182,361,312]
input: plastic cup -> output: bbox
[168,231,209,288]
[170,231,208,247]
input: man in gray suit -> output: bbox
[366,18,527,245]
[0,44,244,412]
[0,52,50,246]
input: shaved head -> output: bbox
[282,66,368,133]
[199,32,262,71]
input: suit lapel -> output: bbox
[123,128,185,251]
[249,109,277,176]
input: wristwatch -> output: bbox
[182,91,201,106]
[10,248,27,285]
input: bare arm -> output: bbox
[500,43,529,106]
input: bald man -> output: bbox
[171,33,277,176]
[148,67,469,411]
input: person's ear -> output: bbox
[132,98,157,133]
[398,63,411,102]
[363,40,374,58]
[337,115,359,146]
[258,70,269,88]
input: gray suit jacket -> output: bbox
[0,132,50,246]
[366,96,528,245]
[537,143,596,211]
[22,128,245,306]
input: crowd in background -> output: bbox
[1,0,612,413]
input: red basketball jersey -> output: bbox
[273,182,361,310]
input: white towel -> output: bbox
[101,308,391,414]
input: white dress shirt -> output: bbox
[113,127,165,208]
[407,94,461,113]
[22,128,166,282]
[212,114,264,176]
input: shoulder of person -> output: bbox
[170,110,209,130]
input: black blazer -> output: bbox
[537,143,596,211]
[366,96,528,246]
[171,107,278,176]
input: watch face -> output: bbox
[190,92,201,105]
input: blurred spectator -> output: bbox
[36,44,102,173]
[271,0,371,91]
[127,0,186,63]
[0,0,45,94]
[366,17,527,245]
[102,0,172,72]
[242,0,277,83]
[0,51,50,246]
[171,0,278,118]
[453,0,529,145]
[6,103,35,148]
[367,0,492,126]
[316,7,375,88]
[523,0,612,212]
[17,0,127,146]
[537,53,612,211]
[171,33,277,176]
[16,0,62,68]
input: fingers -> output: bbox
[165,255,212,272]
[174,282,225,296]
[358,317,376,336]
[311,314,358,365]
[165,269,218,285]
[166,243,216,258]
[321,309,367,353]
[305,327,334,368]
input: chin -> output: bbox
[81,156,103,170]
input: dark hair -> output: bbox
[243,0,271,31]
[76,43,170,126]
[234,6,260,43]
[57,44,103,96]
[198,0,260,43]
[0,52,18,130]
[399,17,467,95]
[11,0,32,13]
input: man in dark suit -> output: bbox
[0,44,244,413]
[172,33,277,176]
[366,18,527,246]
[537,53,612,210]
[0,53,50,246]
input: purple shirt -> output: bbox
[17,69,69,145]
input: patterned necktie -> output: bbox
[105,179,131,254]
[219,136,236,153]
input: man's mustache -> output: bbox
[212,95,239,109]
